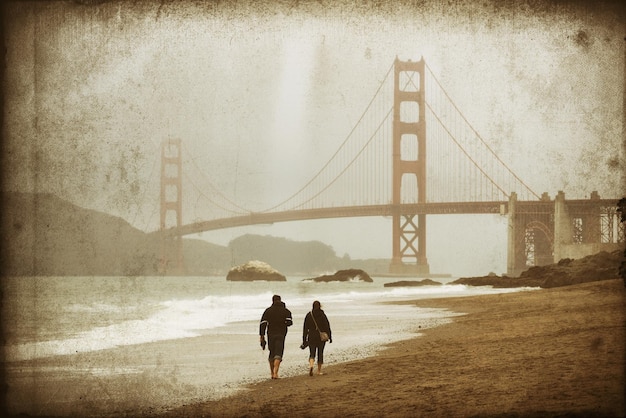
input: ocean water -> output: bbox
[2,275,534,416]
[2,275,530,362]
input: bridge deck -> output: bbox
[155,199,620,237]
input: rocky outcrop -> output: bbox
[226,260,286,281]
[384,279,442,287]
[452,250,624,288]
[308,268,373,283]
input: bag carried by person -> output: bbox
[310,311,330,342]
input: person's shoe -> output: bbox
[309,367,313,376]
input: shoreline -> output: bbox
[2,292,458,417]
[3,279,624,417]
[157,279,625,418]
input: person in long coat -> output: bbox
[302,300,332,376]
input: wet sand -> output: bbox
[3,279,624,417]
[158,279,625,418]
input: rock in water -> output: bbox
[226,260,286,281]
[384,279,442,287]
[308,268,373,283]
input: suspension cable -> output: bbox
[181,142,251,214]
[260,61,396,212]
[424,101,510,198]
[291,107,394,210]
[424,63,540,200]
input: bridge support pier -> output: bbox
[506,192,518,277]
[553,191,623,261]
[507,192,556,277]
[507,190,624,277]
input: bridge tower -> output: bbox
[159,138,185,275]
[390,58,430,275]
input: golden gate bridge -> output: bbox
[153,58,624,276]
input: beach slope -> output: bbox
[160,279,625,418]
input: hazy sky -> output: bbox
[3,0,624,276]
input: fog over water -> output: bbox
[2,1,624,276]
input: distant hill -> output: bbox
[229,234,340,274]
[182,238,231,275]
[0,192,380,276]
[1,192,161,276]
[0,192,236,276]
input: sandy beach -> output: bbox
[157,279,625,418]
[3,278,624,417]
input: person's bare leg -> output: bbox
[268,359,274,378]
[309,357,314,376]
[273,359,281,378]
[317,363,323,375]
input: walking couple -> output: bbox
[259,295,332,379]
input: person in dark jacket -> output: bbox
[302,300,332,376]
[259,294,293,379]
